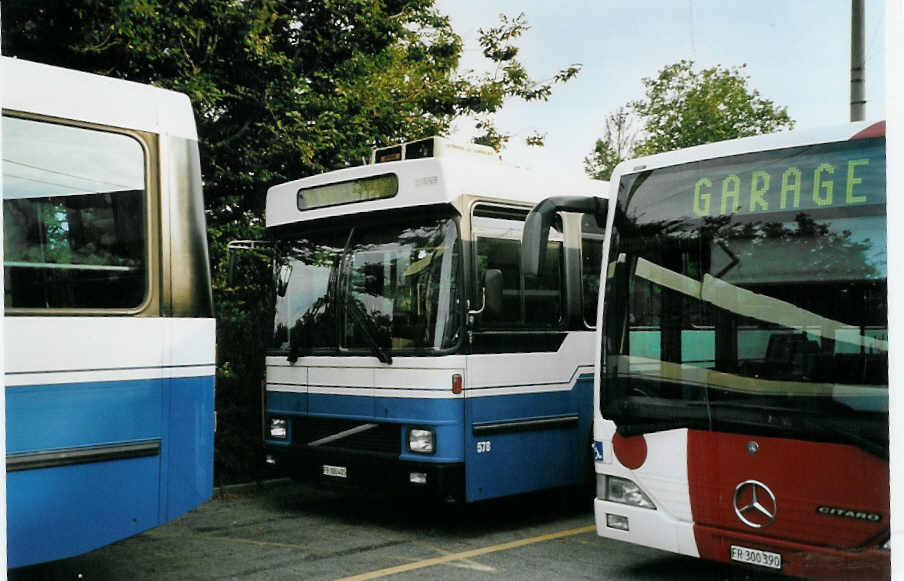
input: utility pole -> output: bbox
[850,0,865,121]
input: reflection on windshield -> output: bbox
[611,214,887,411]
[604,138,887,447]
[272,217,461,356]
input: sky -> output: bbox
[433,0,887,178]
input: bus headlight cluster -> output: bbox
[269,417,288,440]
[604,476,655,509]
[407,428,435,454]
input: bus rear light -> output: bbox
[452,373,462,394]
[606,513,630,531]
[605,476,655,509]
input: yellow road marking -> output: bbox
[412,542,496,572]
[335,524,596,581]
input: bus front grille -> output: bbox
[294,418,400,455]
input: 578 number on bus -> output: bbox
[476,441,492,453]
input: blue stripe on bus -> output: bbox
[6,375,214,569]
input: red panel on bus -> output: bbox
[612,433,648,470]
[686,430,888,550]
[851,121,885,140]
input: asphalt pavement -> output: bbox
[10,480,795,581]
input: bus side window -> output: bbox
[472,205,563,327]
[2,116,148,310]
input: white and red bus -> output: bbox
[523,121,888,580]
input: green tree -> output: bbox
[586,60,794,178]
[2,0,579,483]
[583,106,636,181]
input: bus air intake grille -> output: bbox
[294,418,400,454]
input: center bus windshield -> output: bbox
[272,214,462,358]
[603,137,887,454]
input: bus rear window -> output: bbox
[2,116,147,309]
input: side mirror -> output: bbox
[226,239,273,286]
[521,196,608,278]
[483,269,503,320]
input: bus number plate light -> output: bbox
[606,514,629,531]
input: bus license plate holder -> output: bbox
[729,545,781,570]
[322,464,347,478]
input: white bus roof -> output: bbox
[609,120,884,182]
[266,155,606,228]
[2,56,198,140]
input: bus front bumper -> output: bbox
[594,498,889,581]
[266,444,464,501]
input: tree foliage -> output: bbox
[583,106,636,181]
[585,60,794,179]
[2,0,579,483]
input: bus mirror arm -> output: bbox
[521,196,608,278]
[226,239,273,286]
[468,269,503,320]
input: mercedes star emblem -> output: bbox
[733,480,777,528]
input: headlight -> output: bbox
[269,417,288,440]
[408,428,435,454]
[605,476,655,509]
[882,538,891,551]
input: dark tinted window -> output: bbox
[473,206,563,327]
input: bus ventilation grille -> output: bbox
[294,418,400,454]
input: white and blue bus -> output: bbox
[2,57,216,567]
[261,137,606,502]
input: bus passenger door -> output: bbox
[464,204,593,502]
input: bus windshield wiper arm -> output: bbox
[346,297,392,365]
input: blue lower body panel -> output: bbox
[464,375,594,502]
[266,378,593,503]
[6,375,214,568]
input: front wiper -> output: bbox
[346,297,392,365]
